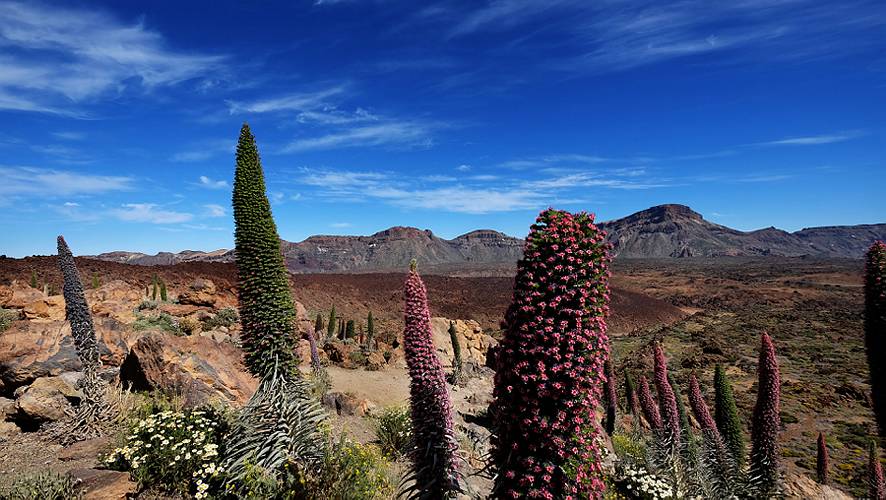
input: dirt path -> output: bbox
[327,366,411,408]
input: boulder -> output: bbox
[59,436,111,461]
[0,396,15,420]
[15,375,82,424]
[430,318,497,367]
[0,318,133,391]
[119,333,257,406]
[71,468,137,500]
[157,302,203,317]
[0,420,19,438]
[178,278,219,307]
[22,295,66,321]
[365,351,387,371]
[86,280,145,323]
[321,392,376,416]
[783,472,852,499]
[0,280,44,309]
[296,338,313,366]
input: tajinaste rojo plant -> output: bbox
[53,236,114,443]
[816,432,829,485]
[401,260,461,499]
[865,241,886,436]
[638,375,663,430]
[653,343,681,448]
[625,371,640,418]
[490,208,611,499]
[749,332,781,497]
[870,440,885,500]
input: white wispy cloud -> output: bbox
[755,132,861,146]
[0,166,133,196]
[110,203,193,224]
[330,222,352,228]
[456,164,471,172]
[283,121,435,152]
[0,1,224,115]
[226,86,346,114]
[51,131,85,141]
[172,139,235,162]
[203,204,226,217]
[197,176,229,189]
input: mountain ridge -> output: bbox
[90,204,886,272]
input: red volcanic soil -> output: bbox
[0,256,686,337]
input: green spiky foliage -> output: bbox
[151,274,159,301]
[346,320,355,340]
[367,311,376,349]
[714,364,745,468]
[625,371,639,417]
[327,307,336,340]
[91,272,99,290]
[314,313,324,337]
[222,367,327,494]
[448,320,463,378]
[866,241,886,436]
[232,123,299,378]
[159,279,167,302]
[30,269,38,289]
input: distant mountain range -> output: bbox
[91,204,885,272]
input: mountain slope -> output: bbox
[91,204,885,271]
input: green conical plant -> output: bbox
[625,371,639,417]
[314,313,324,337]
[232,123,299,378]
[151,274,158,301]
[449,320,463,380]
[327,306,336,340]
[30,270,38,289]
[714,363,745,467]
[91,272,99,290]
[345,320,355,339]
[159,279,167,302]
[367,311,375,349]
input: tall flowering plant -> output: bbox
[653,344,681,447]
[491,209,611,499]
[638,376,662,430]
[749,332,781,496]
[402,260,461,498]
[865,241,886,436]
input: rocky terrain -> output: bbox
[88,204,886,273]
[0,253,876,497]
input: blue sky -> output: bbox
[0,0,884,257]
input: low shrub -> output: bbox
[103,407,228,498]
[137,300,159,311]
[178,317,201,336]
[373,405,413,458]
[0,471,81,500]
[293,435,395,499]
[0,308,19,333]
[202,308,239,330]
[349,350,368,366]
[132,312,181,335]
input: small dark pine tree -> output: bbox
[367,311,375,349]
[345,320,355,340]
[448,320,463,379]
[866,241,886,436]
[749,332,781,496]
[491,209,611,498]
[232,123,299,378]
[714,363,746,467]
[402,260,461,498]
[816,432,829,485]
[91,272,99,290]
[159,279,167,302]
[654,343,681,447]
[327,306,336,340]
[30,270,38,289]
[870,441,885,500]
[151,274,159,301]
[625,371,639,417]
[639,375,663,429]
[604,360,617,435]
[314,313,324,337]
